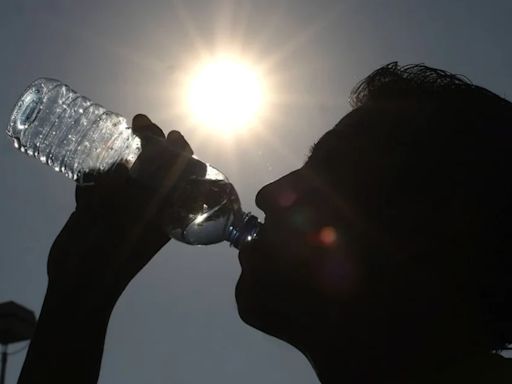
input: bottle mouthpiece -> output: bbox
[226,213,261,249]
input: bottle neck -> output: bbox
[226,213,261,249]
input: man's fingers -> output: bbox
[98,163,131,186]
[75,164,130,208]
[132,114,165,142]
[132,115,193,157]
[166,130,194,156]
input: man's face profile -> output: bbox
[235,107,385,345]
[236,97,501,355]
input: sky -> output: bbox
[1,0,512,382]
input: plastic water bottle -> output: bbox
[6,78,260,248]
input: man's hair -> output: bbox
[348,62,512,351]
[350,62,509,110]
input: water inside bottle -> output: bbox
[166,178,242,245]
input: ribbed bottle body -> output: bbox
[7,78,141,181]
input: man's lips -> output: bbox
[238,235,258,266]
[238,224,266,269]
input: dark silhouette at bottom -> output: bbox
[18,63,512,383]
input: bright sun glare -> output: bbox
[185,57,265,135]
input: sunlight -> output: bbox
[184,56,265,135]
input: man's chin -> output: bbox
[235,276,295,342]
[235,276,258,323]
[235,275,274,333]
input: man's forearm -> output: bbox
[19,286,114,384]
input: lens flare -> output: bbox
[318,226,337,247]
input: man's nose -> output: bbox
[255,171,300,213]
[255,182,272,212]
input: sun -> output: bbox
[185,56,265,135]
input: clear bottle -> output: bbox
[6,78,260,249]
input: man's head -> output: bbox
[236,63,512,368]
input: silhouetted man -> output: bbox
[19,63,512,383]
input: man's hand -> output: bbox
[47,114,193,307]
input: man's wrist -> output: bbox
[43,284,117,326]
[19,285,114,384]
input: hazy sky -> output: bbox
[1,0,512,382]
